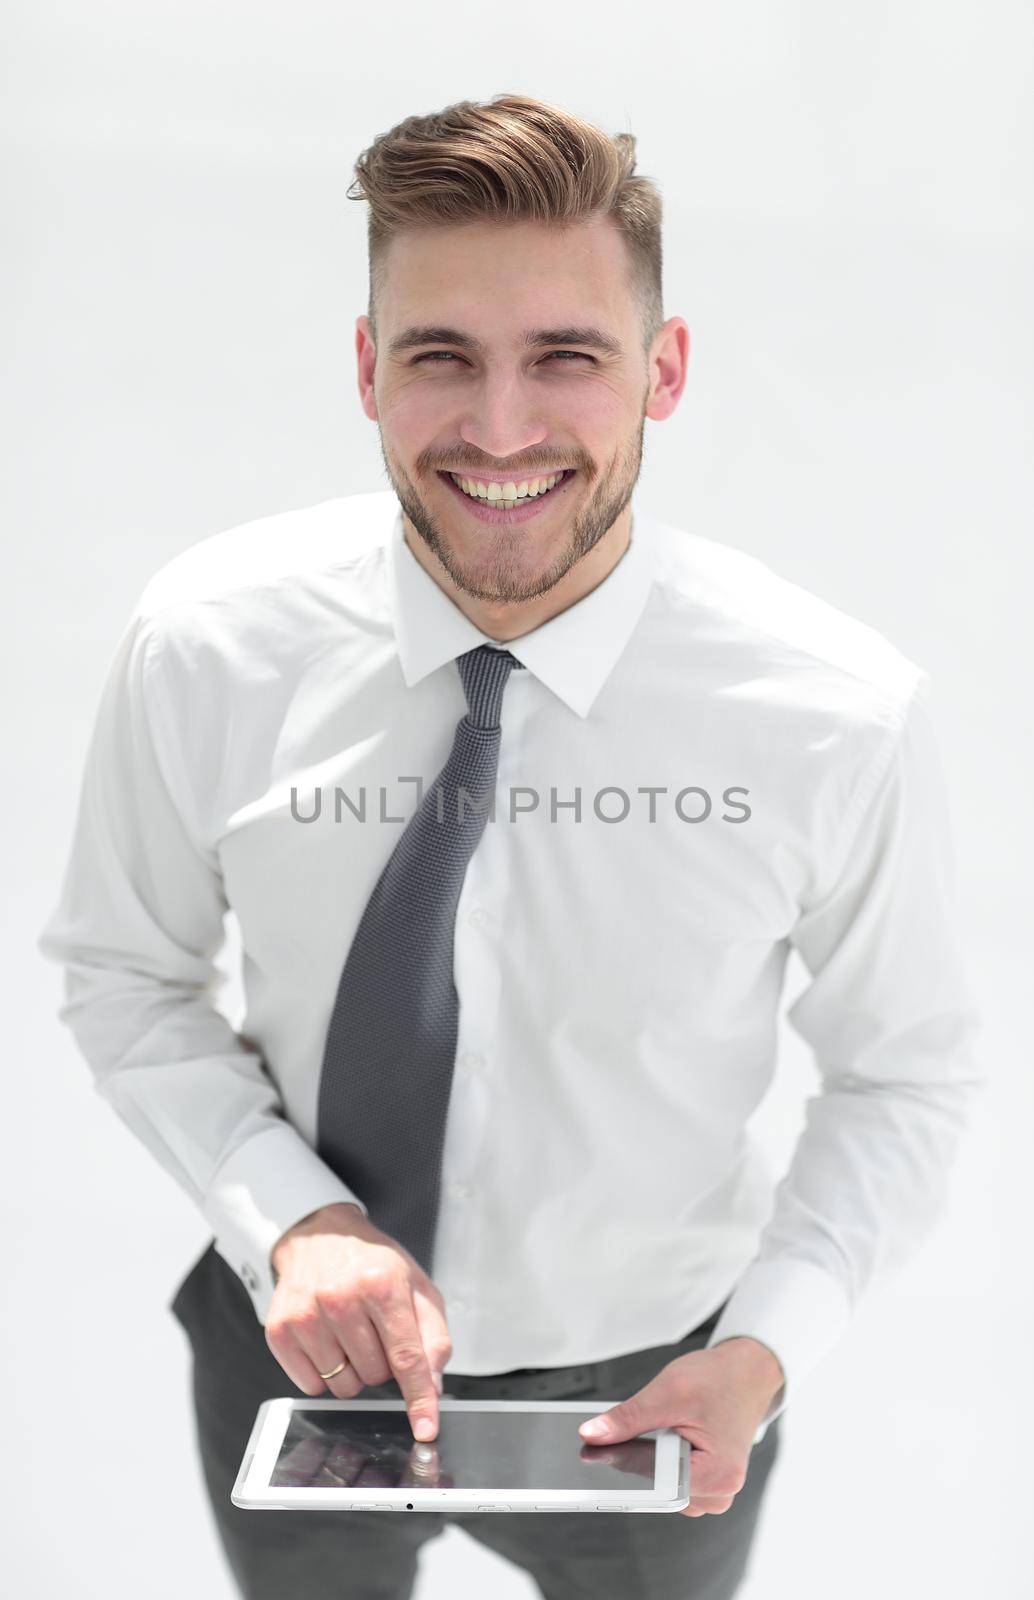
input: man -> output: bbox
[38,93,983,1600]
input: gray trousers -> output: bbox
[170,1241,782,1599]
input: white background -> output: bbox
[4,2,1031,1596]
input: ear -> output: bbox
[356,316,379,422]
[645,318,690,422]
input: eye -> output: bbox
[412,350,594,366]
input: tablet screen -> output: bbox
[269,1408,658,1493]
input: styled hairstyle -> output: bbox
[347,93,664,358]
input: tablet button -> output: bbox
[476,1504,509,1511]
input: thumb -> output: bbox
[578,1379,668,1444]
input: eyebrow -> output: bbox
[386,324,623,359]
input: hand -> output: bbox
[265,1203,453,1444]
[577,1337,784,1517]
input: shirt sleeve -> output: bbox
[36,611,367,1323]
[705,671,986,1445]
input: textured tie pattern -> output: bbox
[316,644,525,1273]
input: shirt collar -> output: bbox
[385,498,656,719]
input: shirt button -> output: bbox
[452,1297,466,1314]
[459,1051,484,1072]
[467,908,492,929]
[241,1263,259,1292]
[448,1181,471,1202]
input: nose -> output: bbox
[458,369,548,463]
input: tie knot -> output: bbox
[456,644,525,729]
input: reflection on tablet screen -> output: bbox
[270,1409,657,1492]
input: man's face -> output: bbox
[356,216,672,606]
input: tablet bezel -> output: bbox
[231,1397,691,1513]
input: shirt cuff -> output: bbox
[201,1121,368,1323]
[705,1257,853,1445]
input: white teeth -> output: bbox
[450,471,567,506]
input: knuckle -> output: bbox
[288,1306,323,1338]
[712,1459,747,1496]
[266,1312,306,1349]
[429,1336,454,1367]
[314,1286,353,1322]
[358,1265,397,1303]
[389,1343,426,1376]
[264,1321,287,1352]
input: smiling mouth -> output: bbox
[437,468,576,511]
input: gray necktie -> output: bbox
[316,644,525,1274]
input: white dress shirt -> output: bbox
[38,489,984,1444]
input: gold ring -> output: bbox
[319,1359,348,1381]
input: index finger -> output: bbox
[364,1281,440,1441]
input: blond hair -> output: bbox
[347,93,664,356]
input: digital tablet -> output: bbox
[231,1398,691,1513]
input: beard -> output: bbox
[378,403,648,605]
